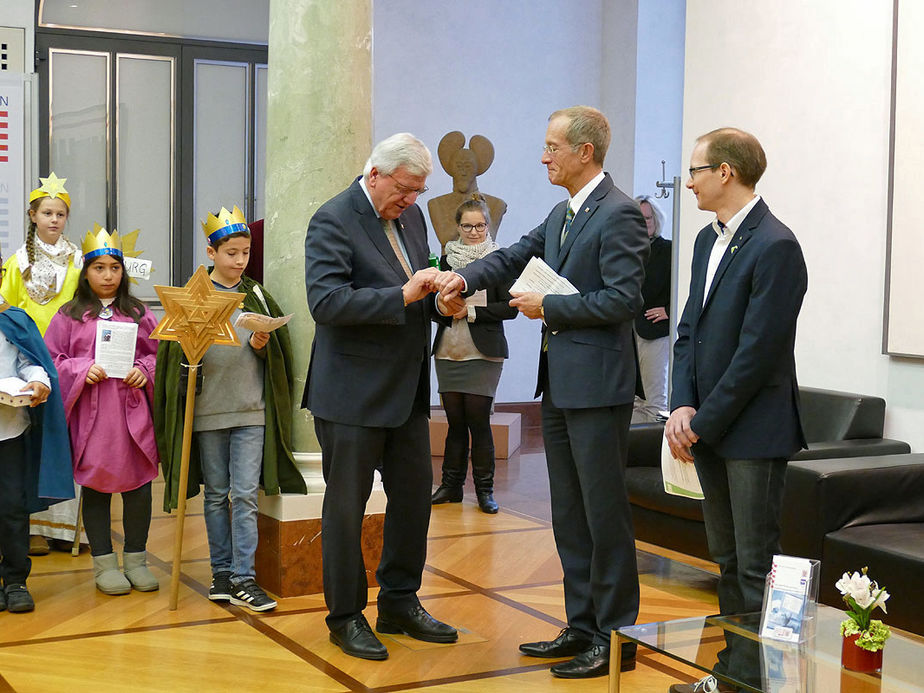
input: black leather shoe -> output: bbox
[550,644,635,678]
[476,491,499,514]
[376,604,458,643]
[431,485,463,504]
[329,614,388,660]
[519,627,592,658]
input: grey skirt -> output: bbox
[435,358,503,398]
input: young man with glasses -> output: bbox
[666,127,807,693]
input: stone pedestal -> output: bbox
[429,410,522,459]
[255,452,386,598]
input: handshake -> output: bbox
[402,267,545,320]
[403,268,467,318]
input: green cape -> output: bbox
[153,274,307,512]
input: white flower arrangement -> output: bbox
[836,567,891,651]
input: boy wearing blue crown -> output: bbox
[0,247,75,612]
[154,206,306,612]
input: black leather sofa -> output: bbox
[627,387,911,560]
[625,387,923,634]
[783,454,924,635]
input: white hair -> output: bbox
[635,194,665,238]
[363,132,433,179]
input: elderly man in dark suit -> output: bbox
[666,127,807,693]
[303,133,458,661]
[436,106,649,679]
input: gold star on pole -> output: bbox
[150,265,244,364]
[38,172,68,199]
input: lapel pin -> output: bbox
[730,245,738,254]
[584,207,590,213]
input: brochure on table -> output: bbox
[759,554,821,644]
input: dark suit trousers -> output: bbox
[315,410,432,629]
[540,392,640,645]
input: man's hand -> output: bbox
[123,367,148,389]
[250,331,270,350]
[665,406,699,462]
[645,306,668,323]
[434,271,465,302]
[509,291,544,320]
[23,381,50,407]
[402,267,440,305]
[86,364,108,385]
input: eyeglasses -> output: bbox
[384,174,428,197]
[459,223,488,232]
[542,143,583,155]
[688,164,720,178]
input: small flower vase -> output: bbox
[841,632,884,673]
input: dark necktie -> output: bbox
[560,206,575,248]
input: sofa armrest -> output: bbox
[780,453,924,561]
[627,421,664,468]
[793,439,911,461]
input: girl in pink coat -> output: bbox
[45,227,159,596]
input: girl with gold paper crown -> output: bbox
[0,174,81,556]
[44,226,161,596]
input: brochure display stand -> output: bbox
[759,554,821,644]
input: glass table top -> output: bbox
[615,604,923,692]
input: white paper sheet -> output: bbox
[0,376,32,407]
[234,312,293,333]
[94,321,138,379]
[509,257,579,296]
[660,434,705,499]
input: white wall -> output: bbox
[633,0,685,238]
[373,0,640,404]
[682,1,924,451]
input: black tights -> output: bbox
[82,482,152,557]
[442,391,494,453]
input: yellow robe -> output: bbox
[0,253,80,335]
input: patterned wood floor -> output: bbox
[0,441,720,692]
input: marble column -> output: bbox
[264,0,373,452]
[257,0,384,597]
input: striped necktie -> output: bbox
[381,218,413,280]
[560,206,575,248]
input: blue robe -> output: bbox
[0,306,74,511]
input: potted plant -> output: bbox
[835,567,891,672]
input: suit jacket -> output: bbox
[432,256,517,359]
[671,198,808,459]
[634,235,672,340]
[302,178,433,428]
[458,173,649,409]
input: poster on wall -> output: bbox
[885,0,924,357]
[0,74,26,257]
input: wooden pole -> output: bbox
[168,362,199,611]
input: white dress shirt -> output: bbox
[703,194,761,306]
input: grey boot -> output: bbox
[123,551,159,592]
[93,553,131,595]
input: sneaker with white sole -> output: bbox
[229,579,277,612]
[209,571,233,602]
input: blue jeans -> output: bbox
[693,445,787,617]
[197,426,264,581]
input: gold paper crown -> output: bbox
[201,205,249,245]
[82,224,123,260]
[29,172,71,208]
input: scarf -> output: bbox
[444,237,499,271]
[17,235,80,305]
